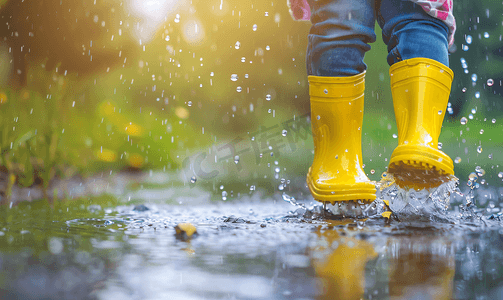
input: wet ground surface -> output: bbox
[1,174,503,299]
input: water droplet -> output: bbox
[492,118,496,124]
[234,155,240,164]
[471,108,477,114]
[471,74,477,82]
[187,101,192,107]
[210,72,214,77]
[174,14,180,23]
[241,57,246,63]
[266,94,272,101]
[231,74,238,81]
[484,32,490,38]
[316,115,320,120]
[392,134,397,138]
[370,169,375,175]
[462,87,467,93]
[274,167,280,173]
[324,89,328,94]
[278,184,284,191]
[454,157,461,163]
[222,191,228,201]
[466,35,472,44]
[250,185,256,191]
[462,44,469,51]
[266,45,270,51]
[477,145,483,153]
[469,114,474,120]
[487,78,494,86]
[235,41,241,49]
[460,117,467,125]
[438,110,442,115]
[251,136,255,141]
[498,172,503,179]
[480,129,484,134]
[438,142,443,149]
[220,185,224,190]
[252,24,257,31]
[475,166,485,177]
[468,172,478,181]
[264,12,269,16]
[236,86,242,92]
[244,74,249,79]
[165,35,170,41]
[282,129,287,137]
[475,92,480,98]
[190,176,196,183]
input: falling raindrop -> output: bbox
[492,119,496,124]
[174,14,180,23]
[244,74,249,79]
[454,157,461,163]
[392,134,397,138]
[471,74,477,82]
[231,74,238,81]
[220,185,224,190]
[469,114,473,120]
[468,172,478,181]
[480,129,484,134]
[234,155,240,164]
[165,35,170,41]
[466,35,472,44]
[316,115,320,120]
[274,167,280,173]
[282,129,287,137]
[235,41,241,49]
[241,57,246,63]
[187,101,192,107]
[460,117,467,125]
[370,169,375,175]
[236,86,242,92]
[190,176,196,184]
[475,166,486,177]
[462,87,467,93]
[438,142,443,149]
[487,79,494,86]
[266,94,272,101]
[484,32,489,38]
[471,108,477,114]
[499,172,503,179]
[477,146,483,153]
[250,185,256,191]
[252,24,257,31]
[475,92,480,98]
[266,45,270,51]
[222,191,228,201]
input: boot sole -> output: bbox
[388,145,454,188]
[306,170,376,204]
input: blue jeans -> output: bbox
[306,0,450,76]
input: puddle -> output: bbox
[1,179,503,300]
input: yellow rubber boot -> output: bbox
[387,58,455,188]
[306,72,376,204]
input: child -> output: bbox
[288,0,456,205]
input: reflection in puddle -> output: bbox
[1,193,503,299]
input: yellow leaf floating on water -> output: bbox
[175,223,197,239]
[381,211,392,219]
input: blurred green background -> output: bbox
[0,0,501,202]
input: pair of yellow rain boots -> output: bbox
[306,57,454,205]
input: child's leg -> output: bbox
[377,0,454,188]
[377,0,450,67]
[306,0,376,76]
[305,0,377,207]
